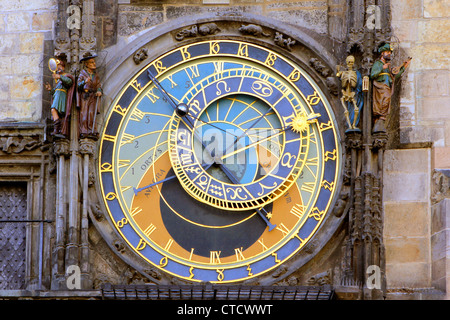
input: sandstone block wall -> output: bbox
[0,0,56,122]
[385,0,450,298]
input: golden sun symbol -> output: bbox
[291,113,321,133]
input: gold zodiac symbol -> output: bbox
[280,152,297,168]
[226,187,248,200]
[216,80,231,95]
[256,181,278,196]
[251,80,273,97]
[196,174,209,190]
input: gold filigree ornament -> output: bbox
[291,112,321,133]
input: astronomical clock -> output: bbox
[96,29,342,284]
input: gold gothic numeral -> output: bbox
[321,180,335,191]
[272,252,280,263]
[130,79,143,93]
[216,269,224,282]
[180,47,191,60]
[105,192,117,201]
[324,149,337,161]
[288,69,301,82]
[160,256,168,268]
[116,218,128,228]
[135,238,146,251]
[113,104,127,116]
[306,91,321,106]
[238,43,249,57]
[319,121,333,132]
[309,207,325,221]
[210,42,220,54]
[264,53,277,66]
[100,162,112,172]
[247,265,253,276]
[153,60,166,75]
[189,267,195,279]
[103,134,116,142]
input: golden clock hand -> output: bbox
[146,70,217,162]
[133,162,212,195]
[148,69,239,138]
[220,113,321,161]
[147,69,185,115]
[211,154,276,231]
[220,126,290,161]
[223,105,276,155]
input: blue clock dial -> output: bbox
[98,40,341,283]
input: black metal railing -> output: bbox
[101,284,334,300]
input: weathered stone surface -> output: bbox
[434,147,450,168]
[6,11,30,32]
[424,0,450,18]
[384,202,429,237]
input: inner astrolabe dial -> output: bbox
[168,69,312,211]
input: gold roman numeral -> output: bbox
[210,251,221,264]
[143,223,156,236]
[290,203,305,219]
[234,247,245,261]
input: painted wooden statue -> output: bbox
[45,56,75,137]
[370,43,411,133]
[77,52,103,138]
[336,55,364,132]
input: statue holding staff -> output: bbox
[370,43,411,133]
[77,52,102,139]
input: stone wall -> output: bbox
[384,0,450,299]
[391,0,450,168]
[0,0,56,122]
[116,0,339,38]
[383,149,432,291]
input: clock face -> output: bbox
[99,40,340,283]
